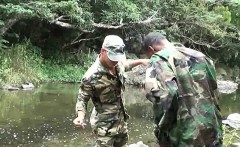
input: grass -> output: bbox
[0,41,96,86]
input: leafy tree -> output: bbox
[1,0,240,85]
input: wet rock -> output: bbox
[129,141,149,147]
[217,80,238,94]
[1,85,20,91]
[222,113,240,129]
[1,82,35,91]
[232,142,240,147]
[21,83,35,90]
[215,63,240,80]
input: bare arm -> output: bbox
[123,59,149,71]
[131,59,149,67]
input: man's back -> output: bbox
[147,47,223,146]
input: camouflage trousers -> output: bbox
[93,120,128,147]
[91,108,128,147]
[94,132,128,147]
[152,99,222,147]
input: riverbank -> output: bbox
[1,42,239,93]
[0,42,96,87]
[1,67,239,94]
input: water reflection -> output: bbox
[0,83,239,146]
[219,89,240,118]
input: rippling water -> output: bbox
[0,83,239,146]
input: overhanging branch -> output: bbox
[93,18,162,29]
[62,36,101,49]
[50,10,163,29]
[50,16,75,29]
[181,35,223,49]
[53,21,75,28]
[70,36,101,46]
[93,23,124,29]
[93,11,162,29]
[0,18,19,36]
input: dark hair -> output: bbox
[142,32,166,50]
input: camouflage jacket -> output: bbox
[145,47,223,146]
[76,57,133,127]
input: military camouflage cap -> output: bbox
[102,35,126,61]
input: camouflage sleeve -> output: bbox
[118,60,133,72]
[145,59,178,111]
[75,80,93,114]
[145,58,179,144]
[205,57,221,110]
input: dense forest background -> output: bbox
[1,0,240,85]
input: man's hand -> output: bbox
[128,59,150,69]
[73,111,86,128]
[140,59,150,66]
[73,116,87,128]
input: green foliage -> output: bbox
[213,6,232,23]
[0,41,95,86]
[0,0,93,31]
[42,61,85,82]
[0,41,43,85]
[41,49,96,82]
[1,0,240,84]
[101,0,140,23]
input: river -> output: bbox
[0,83,239,146]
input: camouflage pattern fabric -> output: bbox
[145,47,223,147]
[76,57,132,147]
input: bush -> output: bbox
[0,41,43,85]
[0,41,96,85]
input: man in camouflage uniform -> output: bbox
[143,32,223,147]
[73,35,148,147]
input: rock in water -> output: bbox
[21,83,35,90]
[1,85,19,91]
[128,141,149,147]
[217,80,238,94]
[232,142,240,147]
[222,113,240,129]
